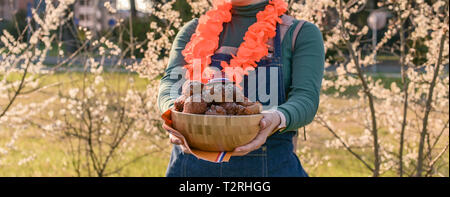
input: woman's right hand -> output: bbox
[163,123,190,154]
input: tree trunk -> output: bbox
[338,0,380,177]
[416,27,447,177]
[398,19,408,177]
[130,0,137,18]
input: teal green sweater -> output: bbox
[158,1,325,132]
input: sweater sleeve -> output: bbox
[158,19,199,113]
[277,22,325,132]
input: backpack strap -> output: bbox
[291,20,306,53]
[279,15,307,53]
[280,15,295,43]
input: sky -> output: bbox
[116,0,152,12]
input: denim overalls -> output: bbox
[166,24,308,177]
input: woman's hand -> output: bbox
[232,111,281,156]
[162,123,191,154]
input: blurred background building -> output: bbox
[0,0,154,31]
[73,0,118,32]
[0,0,34,20]
[0,0,126,32]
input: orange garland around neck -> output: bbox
[182,0,288,85]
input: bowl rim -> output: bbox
[171,109,263,118]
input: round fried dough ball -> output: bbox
[237,97,254,107]
[205,105,227,115]
[242,102,262,115]
[182,80,204,97]
[201,85,217,103]
[183,94,208,114]
[174,95,187,112]
[235,104,247,115]
[203,83,225,102]
[223,83,245,102]
[219,102,238,115]
[203,82,244,103]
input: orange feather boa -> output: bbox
[182,0,288,85]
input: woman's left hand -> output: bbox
[232,111,281,156]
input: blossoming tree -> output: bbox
[289,0,448,177]
[0,0,448,176]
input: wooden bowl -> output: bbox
[171,109,263,152]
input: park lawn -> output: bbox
[0,72,448,177]
[0,126,169,177]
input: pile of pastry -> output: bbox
[174,81,262,115]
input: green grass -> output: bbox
[376,55,400,61]
[0,128,169,177]
[322,74,402,97]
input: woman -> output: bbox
[158,0,324,177]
